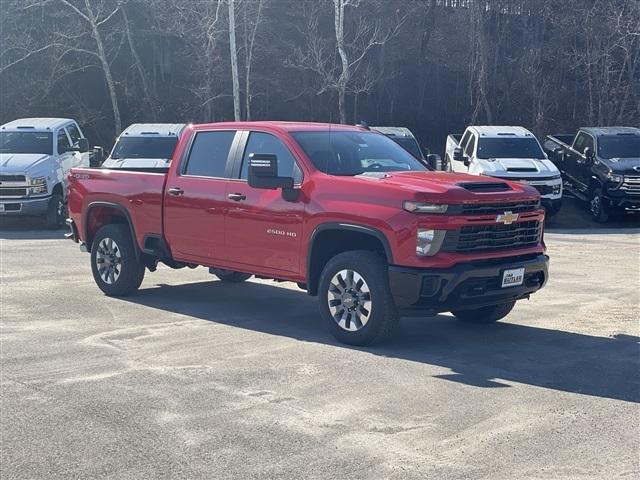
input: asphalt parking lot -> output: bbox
[1,198,639,479]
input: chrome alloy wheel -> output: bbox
[95,237,122,284]
[327,269,372,332]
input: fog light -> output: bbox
[417,229,445,256]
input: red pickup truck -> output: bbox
[67,122,548,345]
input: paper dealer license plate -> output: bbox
[502,268,525,288]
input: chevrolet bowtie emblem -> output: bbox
[496,211,519,225]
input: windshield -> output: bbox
[0,131,53,155]
[391,137,423,160]
[598,135,640,159]
[291,131,428,176]
[110,136,178,160]
[476,137,545,160]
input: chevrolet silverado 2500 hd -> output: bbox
[67,122,549,345]
[445,126,563,216]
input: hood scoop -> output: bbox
[507,166,538,172]
[355,172,391,180]
[458,181,512,192]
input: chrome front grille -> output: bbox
[620,176,640,195]
[0,187,28,197]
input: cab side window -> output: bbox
[67,124,82,145]
[184,130,236,178]
[57,129,71,152]
[460,131,471,151]
[573,132,594,154]
[240,132,302,184]
[465,134,476,157]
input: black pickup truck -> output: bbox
[543,127,640,222]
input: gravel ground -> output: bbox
[1,199,639,479]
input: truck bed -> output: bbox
[68,167,167,250]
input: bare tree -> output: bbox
[228,0,241,121]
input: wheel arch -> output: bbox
[306,223,392,296]
[84,201,139,259]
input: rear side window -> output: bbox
[240,132,301,182]
[184,131,236,178]
[67,124,82,145]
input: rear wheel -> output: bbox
[211,268,252,283]
[318,250,398,346]
[589,188,610,223]
[452,301,516,324]
[91,224,145,296]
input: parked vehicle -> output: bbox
[67,122,549,346]
[101,123,186,171]
[544,127,640,222]
[371,126,442,170]
[0,117,90,228]
[445,126,563,216]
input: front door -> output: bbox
[163,130,239,263]
[224,130,305,275]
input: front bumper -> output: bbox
[0,195,50,216]
[389,253,549,314]
[541,197,562,215]
[603,191,640,212]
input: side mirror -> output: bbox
[453,147,465,163]
[78,138,89,153]
[426,153,441,170]
[584,147,595,162]
[248,153,294,190]
[90,146,104,167]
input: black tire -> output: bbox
[90,224,145,296]
[44,193,66,229]
[589,188,610,223]
[452,301,516,324]
[318,250,398,346]
[211,269,252,283]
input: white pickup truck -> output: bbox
[101,123,186,171]
[0,118,90,227]
[444,126,563,216]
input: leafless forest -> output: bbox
[1,0,638,150]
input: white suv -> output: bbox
[0,118,89,227]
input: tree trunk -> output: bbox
[228,0,241,121]
[334,0,349,124]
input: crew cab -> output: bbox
[101,123,186,171]
[445,126,563,216]
[544,127,640,222]
[0,118,90,227]
[67,122,549,346]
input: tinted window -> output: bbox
[0,132,53,155]
[460,131,471,150]
[184,131,235,177]
[111,137,178,160]
[573,133,590,154]
[392,137,423,160]
[67,124,82,145]
[598,135,640,159]
[57,129,71,151]
[292,131,427,176]
[476,137,545,159]
[465,135,476,156]
[241,132,301,182]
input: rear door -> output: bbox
[223,130,305,275]
[163,129,240,263]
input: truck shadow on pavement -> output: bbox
[123,279,640,404]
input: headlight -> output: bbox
[416,229,445,256]
[607,173,623,183]
[550,174,562,180]
[552,183,562,195]
[403,201,448,214]
[29,176,48,195]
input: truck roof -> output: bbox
[0,117,75,131]
[468,126,536,138]
[580,126,640,137]
[120,123,186,137]
[189,121,368,134]
[370,126,416,138]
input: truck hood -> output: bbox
[101,157,171,169]
[352,171,537,202]
[601,157,640,175]
[0,153,52,173]
[472,158,559,177]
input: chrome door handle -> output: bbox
[227,193,246,201]
[168,187,184,196]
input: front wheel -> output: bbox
[318,250,398,346]
[589,188,610,223]
[452,301,516,324]
[91,224,145,296]
[44,193,66,229]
